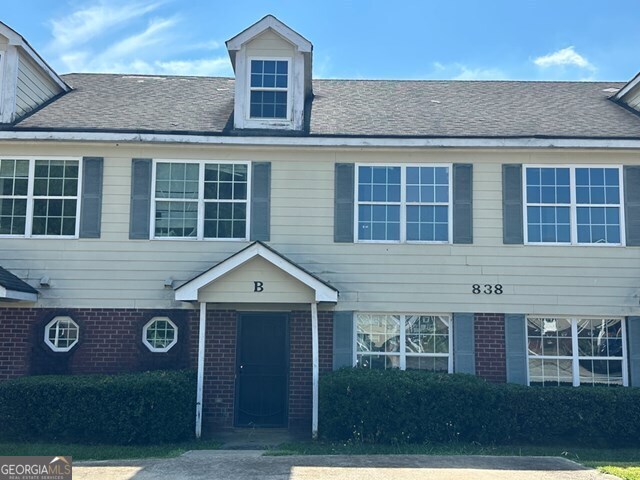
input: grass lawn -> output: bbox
[0,440,220,461]
[593,465,640,480]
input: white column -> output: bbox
[195,302,207,438]
[311,301,319,439]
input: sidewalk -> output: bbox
[74,450,619,480]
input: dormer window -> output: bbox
[226,15,313,131]
[249,59,289,119]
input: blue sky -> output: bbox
[3,0,639,81]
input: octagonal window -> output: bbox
[44,316,79,352]
[143,317,178,352]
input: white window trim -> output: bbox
[353,312,454,373]
[525,315,628,387]
[354,163,453,244]
[150,159,251,241]
[142,317,178,353]
[523,164,625,246]
[246,57,292,123]
[0,156,82,239]
[44,316,79,352]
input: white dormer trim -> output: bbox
[614,71,640,113]
[226,15,312,62]
[0,22,69,92]
[226,15,311,131]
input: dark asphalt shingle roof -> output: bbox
[0,267,38,294]
[10,73,640,138]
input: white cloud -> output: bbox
[533,46,596,71]
[49,0,163,50]
[99,17,178,61]
[46,0,231,77]
[429,62,508,80]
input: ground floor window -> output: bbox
[355,313,452,372]
[527,316,627,386]
[44,316,79,352]
[143,317,178,352]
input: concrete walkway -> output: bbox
[74,450,619,480]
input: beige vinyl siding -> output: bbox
[1,142,639,317]
[15,54,62,118]
[246,29,295,57]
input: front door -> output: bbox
[235,313,289,427]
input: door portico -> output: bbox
[174,241,338,438]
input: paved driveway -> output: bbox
[74,450,619,480]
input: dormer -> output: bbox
[226,15,313,131]
[613,71,640,115]
[0,22,69,124]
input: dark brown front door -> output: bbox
[235,313,289,427]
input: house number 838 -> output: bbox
[472,284,503,295]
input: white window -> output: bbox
[527,316,627,386]
[44,316,80,352]
[356,165,452,243]
[524,166,624,245]
[143,317,178,352]
[0,157,81,237]
[355,313,452,372]
[152,160,250,240]
[248,59,289,119]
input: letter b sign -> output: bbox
[254,281,264,292]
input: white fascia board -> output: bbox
[226,15,312,53]
[2,131,640,150]
[614,72,640,101]
[174,243,337,303]
[0,285,37,302]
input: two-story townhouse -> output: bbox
[1,15,640,438]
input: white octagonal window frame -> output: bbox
[44,316,80,352]
[143,317,178,353]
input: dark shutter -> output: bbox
[624,166,640,246]
[505,313,527,384]
[503,164,524,244]
[452,164,473,244]
[129,158,152,240]
[333,311,354,370]
[334,163,354,243]
[453,312,475,374]
[250,162,271,241]
[79,156,103,238]
[627,316,640,387]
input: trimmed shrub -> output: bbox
[0,370,196,444]
[319,368,640,446]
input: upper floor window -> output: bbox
[0,157,81,237]
[152,160,249,240]
[356,165,451,243]
[249,59,289,119]
[355,313,452,372]
[527,316,627,386]
[524,166,623,245]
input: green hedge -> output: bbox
[319,369,640,446]
[0,370,196,444]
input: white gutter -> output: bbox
[1,131,640,149]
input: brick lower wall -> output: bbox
[474,313,506,383]
[289,310,333,430]
[0,308,193,380]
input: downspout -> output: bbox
[195,301,207,438]
[311,301,319,439]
